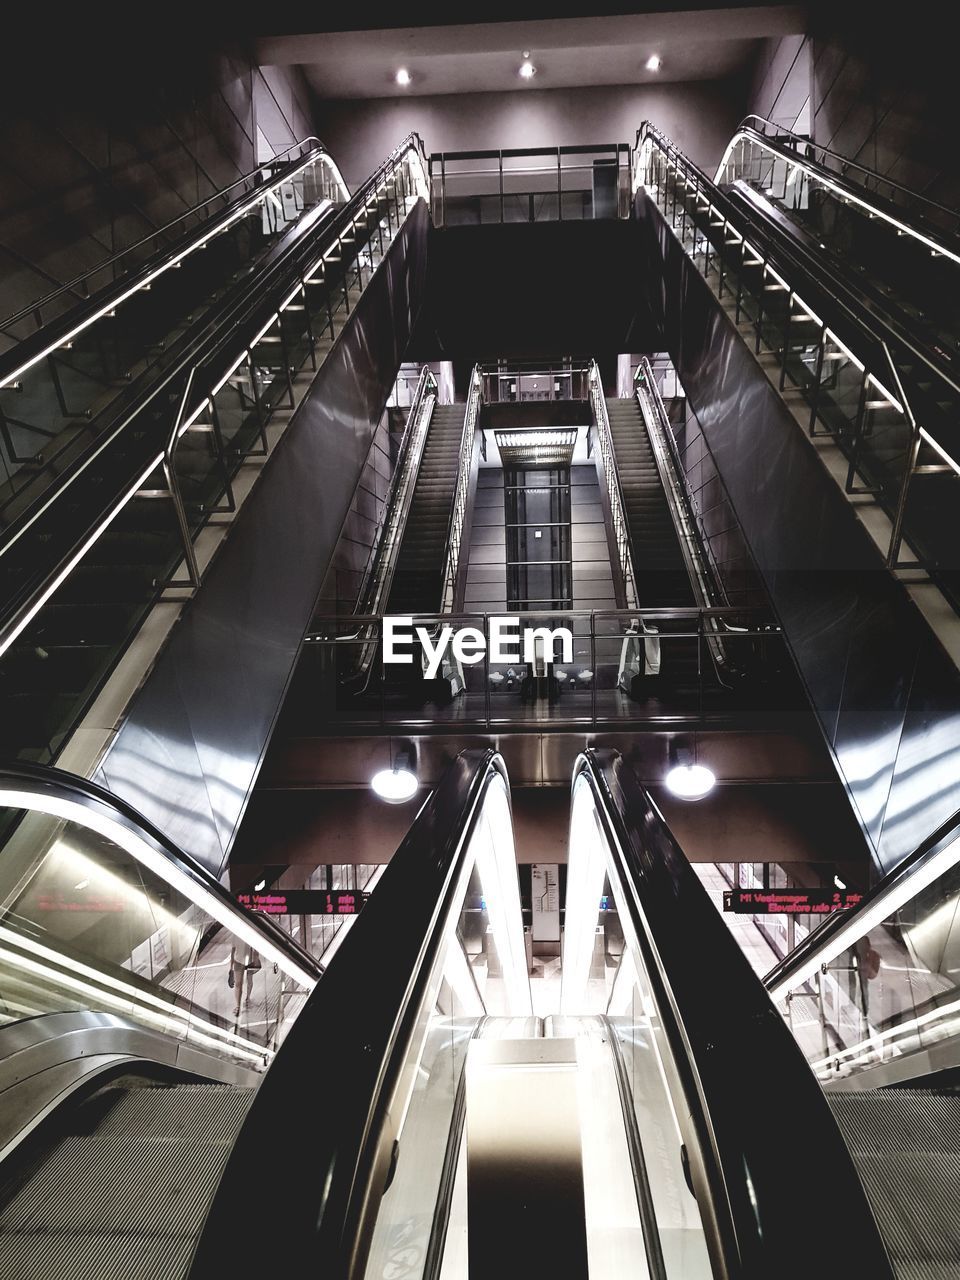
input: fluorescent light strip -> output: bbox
[715,131,960,270]
[919,428,960,477]
[0,786,318,990]
[0,153,326,392]
[768,830,960,1002]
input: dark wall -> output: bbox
[0,35,318,347]
[409,220,657,362]
[315,78,749,189]
[638,191,960,875]
[95,204,430,877]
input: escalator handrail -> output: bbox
[764,797,960,1001]
[189,748,508,1280]
[356,366,439,621]
[730,115,960,243]
[0,760,324,983]
[0,138,341,387]
[440,366,481,613]
[0,133,428,652]
[578,747,895,1280]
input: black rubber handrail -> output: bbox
[0,760,323,980]
[579,747,895,1280]
[0,136,331,345]
[190,748,507,1280]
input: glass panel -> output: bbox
[0,805,312,1068]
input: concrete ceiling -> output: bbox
[257,6,807,100]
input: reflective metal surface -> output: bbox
[636,190,960,872]
[95,203,429,875]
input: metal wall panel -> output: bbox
[95,203,429,876]
[636,192,960,873]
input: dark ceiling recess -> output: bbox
[407,221,658,363]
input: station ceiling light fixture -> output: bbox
[371,748,419,803]
[519,53,537,79]
[396,67,412,87]
[645,54,662,72]
[664,742,715,801]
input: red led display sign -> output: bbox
[723,889,863,915]
[235,889,368,916]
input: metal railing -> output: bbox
[302,606,788,731]
[480,361,590,403]
[440,365,482,613]
[633,357,743,684]
[587,360,639,610]
[634,121,960,595]
[429,143,632,226]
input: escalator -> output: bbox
[0,1077,253,1279]
[605,395,695,611]
[0,142,348,526]
[8,747,949,1279]
[760,797,960,1280]
[0,762,325,1279]
[188,746,894,1280]
[0,135,429,763]
[716,117,960,366]
[637,120,960,617]
[604,393,700,692]
[386,402,466,615]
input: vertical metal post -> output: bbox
[845,370,870,489]
[754,259,771,355]
[499,151,504,224]
[887,423,922,568]
[808,326,827,436]
[557,147,562,221]
[247,349,270,455]
[778,294,794,391]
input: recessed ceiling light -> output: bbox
[519,60,537,79]
[646,54,662,72]
[396,68,412,87]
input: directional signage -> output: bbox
[723,888,863,915]
[235,889,368,916]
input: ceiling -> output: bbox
[256,6,807,100]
